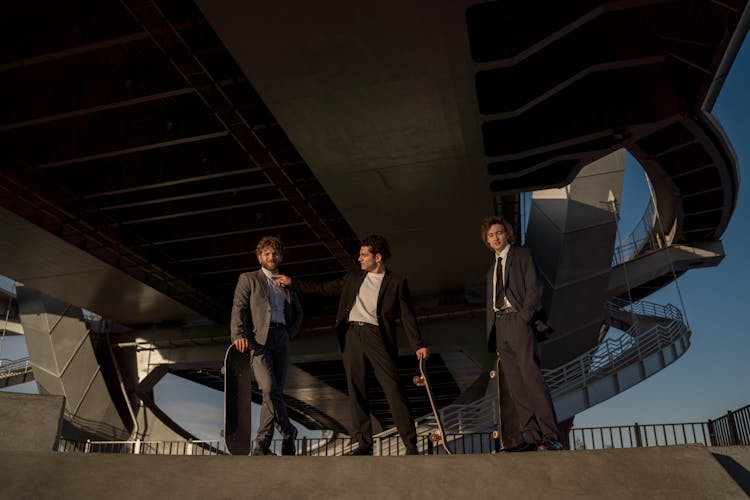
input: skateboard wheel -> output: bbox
[221,366,226,375]
[413,375,425,386]
[492,430,500,439]
[489,369,496,379]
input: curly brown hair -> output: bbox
[480,216,515,248]
[360,234,392,261]
[255,235,285,257]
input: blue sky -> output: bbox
[575,36,750,427]
[2,35,749,439]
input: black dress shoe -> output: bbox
[281,428,298,456]
[350,447,373,456]
[502,442,536,453]
[536,440,564,451]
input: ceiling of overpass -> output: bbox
[0,0,746,325]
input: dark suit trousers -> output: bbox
[495,313,559,445]
[343,322,417,452]
[252,325,294,449]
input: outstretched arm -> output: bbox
[274,274,346,297]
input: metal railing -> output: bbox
[570,422,711,450]
[709,404,750,446]
[0,357,31,379]
[368,300,688,441]
[570,404,750,449]
[438,394,498,433]
[59,438,227,455]
[612,198,667,267]
[58,433,497,456]
[56,404,750,455]
[607,297,682,321]
[542,305,689,397]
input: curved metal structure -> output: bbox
[0,0,746,439]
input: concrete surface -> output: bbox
[711,446,750,496]
[0,445,747,499]
[0,392,64,452]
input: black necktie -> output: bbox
[495,256,505,309]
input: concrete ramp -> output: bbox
[0,392,64,452]
[0,445,747,499]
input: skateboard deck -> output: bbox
[223,343,253,455]
[413,358,453,455]
[489,356,504,448]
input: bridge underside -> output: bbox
[0,0,746,438]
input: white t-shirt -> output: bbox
[348,272,384,325]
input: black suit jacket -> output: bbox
[294,269,425,359]
[485,245,543,351]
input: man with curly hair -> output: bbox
[275,234,428,455]
[230,236,303,455]
[481,216,562,452]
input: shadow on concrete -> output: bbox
[712,452,750,496]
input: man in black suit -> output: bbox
[275,235,429,455]
[481,216,562,451]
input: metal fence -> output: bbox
[570,422,711,450]
[0,357,31,379]
[58,432,497,456]
[571,404,750,450]
[57,404,750,456]
[59,439,228,455]
[709,404,750,446]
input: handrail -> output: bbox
[542,315,689,397]
[0,357,31,378]
[611,197,667,267]
[58,401,749,455]
[606,297,682,321]
[374,300,690,440]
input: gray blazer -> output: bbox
[230,270,303,346]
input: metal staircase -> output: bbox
[368,297,691,452]
[0,357,33,388]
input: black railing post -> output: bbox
[727,410,739,445]
[634,423,642,447]
[707,419,716,446]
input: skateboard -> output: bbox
[489,356,503,447]
[413,358,453,455]
[222,343,253,455]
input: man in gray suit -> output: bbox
[230,236,303,455]
[481,216,562,452]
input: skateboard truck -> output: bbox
[489,368,500,439]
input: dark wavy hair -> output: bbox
[255,235,285,256]
[480,216,515,248]
[360,234,392,261]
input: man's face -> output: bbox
[486,223,509,253]
[257,247,282,272]
[358,246,381,272]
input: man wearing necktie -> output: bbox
[481,216,562,452]
[230,236,303,455]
